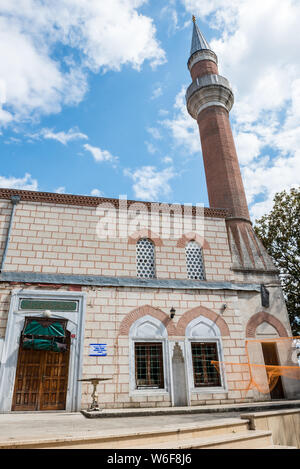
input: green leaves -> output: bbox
[254,188,300,335]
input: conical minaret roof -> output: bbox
[190,16,211,56]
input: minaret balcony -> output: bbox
[186,74,234,118]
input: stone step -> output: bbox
[0,418,250,449]
[261,445,297,449]
[134,430,273,450]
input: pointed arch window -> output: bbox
[186,316,225,390]
[136,238,155,279]
[129,315,168,392]
[185,240,205,280]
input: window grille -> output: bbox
[191,342,221,387]
[185,241,205,280]
[136,238,155,278]
[135,342,164,388]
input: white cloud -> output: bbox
[124,165,176,201]
[160,4,180,36]
[162,156,173,164]
[181,0,235,19]
[151,85,163,100]
[242,152,300,220]
[0,1,166,127]
[83,143,118,165]
[90,188,104,197]
[233,131,263,166]
[145,141,157,155]
[54,186,66,194]
[0,173,38,191]
[31,127,88,145]
[158,109,169,117]
[147,127,162,140]
[161,86,200,155]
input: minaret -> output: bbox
[186,17,276,273]
[186,16,250,221]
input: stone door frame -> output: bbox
[0,289,86,412]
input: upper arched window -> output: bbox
[136,238,155,278]
[185,241,205,280]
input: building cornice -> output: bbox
[0,188,229,218]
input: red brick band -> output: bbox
[128,230,163,247]
[246,312,289,338]
[119,304,230,337]
[176,305,230,337]
[118,305,177,336]
[176,233,210,249]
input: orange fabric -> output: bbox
[212,336,300,396]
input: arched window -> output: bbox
[136,238,155,278]
[129,315,167,391]
[185,241,205,280]
[186,316,224,390]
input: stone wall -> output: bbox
[0,200,232,282]
[0,283,257,409]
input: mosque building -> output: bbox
[0,18,298,412]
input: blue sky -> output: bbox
[0,0,300,221]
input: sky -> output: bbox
[0,0,300,222]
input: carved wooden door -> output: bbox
[12,334,70,411]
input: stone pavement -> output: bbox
[0,400,299,445]
[0,410,241,444]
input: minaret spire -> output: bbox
[190,16,211,56]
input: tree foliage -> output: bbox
[254,187,300,336]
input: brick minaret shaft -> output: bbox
[186,18,250,222]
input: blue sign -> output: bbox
[89,343,107,357]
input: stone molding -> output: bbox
[187,49,218,71]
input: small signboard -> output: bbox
[89,343,107,357]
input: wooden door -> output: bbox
[261,342,285,400]
[12,333,70,411]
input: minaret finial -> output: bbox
[192,15,196,24]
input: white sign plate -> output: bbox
[89,343,107,357]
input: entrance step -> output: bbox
[135,430,273,449]
[0,415,296,449]
[0,418,275,449]
[0,418,247,449]
[262,445,297,449]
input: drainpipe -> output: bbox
[0,195,21,272]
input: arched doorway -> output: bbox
[12,317,71,411]
[246,313,290,400]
